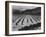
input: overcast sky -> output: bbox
[12,5,38,11]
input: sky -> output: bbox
[12,5,38,11]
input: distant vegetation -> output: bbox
[13,7,41,15]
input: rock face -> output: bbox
[13,7,41,15]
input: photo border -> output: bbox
[5,1,45,36]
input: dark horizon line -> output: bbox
[13,7,41,15]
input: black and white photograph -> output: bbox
[12,6,41,31]
[5,1,45,36]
